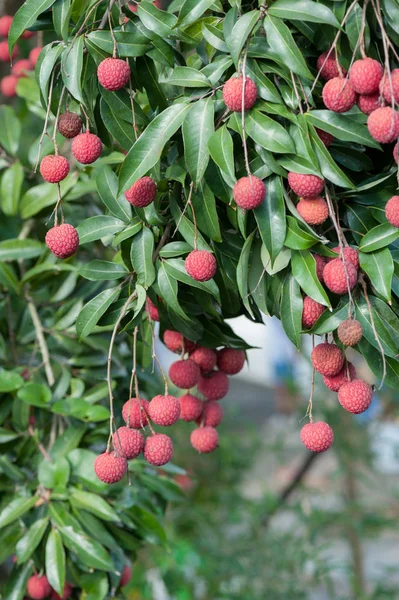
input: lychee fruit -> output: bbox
[179,393,203,422]
[122,398,150,428]
[394,143,398,164]
[29,46,42,66]
[322,77,357,113]
[58,111,82,138]
[169,359,200,389]
[190,347,217,373]
[357,93,381,115]
[300,421,333,453]
[128,1,138,12]
[190,426,219,453]
[317,51,346,81]
[217,348,245,375]
[379,69,399,104]
[367,107,399,143]
[94,451,127,483]
[185,250,217,282]
[199,400,223,427]
[97,57,130,91]
[385,195,399,228]
[26,574,52,600]
[337,318,363,346]
[0,15,13,37]
[120,565,132,587]
[313,254,326,282]
[338,379,373,414]
[22,29,35,39]
[163,330,196,354]
[146,297,160,321]
[1,75,18,97]
[148,394,181,426]
[222,76,257,112]
[323,361,356,392]
[124,176,157,207]
[311,342,344,376]
[144,433,173,466]
[233,175,265,210]
[327,246,359,269]
[302,296,325,329]
[297,197,328,225]
[113,426,145,459]
[323,258,358,295]
[40,155,70,183]
[11,59,32,77]
[71,131,102,164]
[0,40,17,61]
[45,223,79,259]
[349,57,383,94]
[198,370,229,401]
[50,583,73,600]
[316,128,334,146]
[288,172,324,198]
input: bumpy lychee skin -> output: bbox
[11,59,32,77]
[322,77,357,113]
[323,259,358,295]
[349,57,383,94]
[169,359,200,389]
[217,348,245,375]
[148,394,181,426]
[179,394,203,422]
[29,46,42,66]
[185,250,217,282]
[120,565,132,588]
[58,111,82,138]
[379,69,399,103]
[0,40,17,61]
[125,176,157,208]
[97,57,130,91]
[200,400,223,427]
[222,76,257,112]
[300,421,333,453]
[311,342,344,377]
[0,15,13,37]
[198,370,229,400]
[394,143,398,165]
[163,330,196,354]
[71,131,102,164]
[233,176,265,210]
[316,128,334,147]
[323,361,356,392]
[190,426,219,453]
[338,379,373,414]
[1,75,18,97]
[357,93,381,115]
[122,398,150,428]
[367,107,399,144]
[94,452,127,483]
[190,347,217,373]
[45,224,79,259]
[146,297,159,321]
[328,246,359,269]
[27,574,52,600]
[338,318,363,346]
[317,51,346,81]
[302,296,325,329]
[50,582,73,600]
[314,254,326,282]
[40,155,70,183]
[113,426,145,459]
[288,172,324,198]
[385,195,399,228]
[297,197,328,225]
[144,433,173,466]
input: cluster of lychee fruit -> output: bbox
[288,171,328,226]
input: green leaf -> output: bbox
[1,162,24,216]
[359,223,399,253]
[284,216,320,249]
[138,1,177,37]
[291,250,331,307]
[263,15,313,80]
[169,194,212,251]
[80,260,128,281]
[0,263,21,295]
[183,98,214,185]
[86,30,150,57]
[159,241,191,258]
[358,337,399,390]
[61,36,84,102]
[45,529,65,596]
[346,3,370,56]
[0,371,24,393]
[245,110,295,154]
[306,111,380,149]
[52,0,71,41]
[310,128,356,189]
[80,573,109,600]
[8,0,56,53]
[0,496,37,529]
[76,287,121,339]
[0,239,43,262]
[228,10,260,66]
[236,231,255,318]
[4,562,32,600]
[355,296,399,358]
[77,216,125,245]
[100,99,137,151]
[311,301,349,335]
[130,228,155,288]
[36,43,64,101]
[254,175,286,263]
[70,489,121,522]
[38,457,70,489]
[166,66,211,87]
[0,106,20,156]
[268,0,340,27]
[208,125,236,188]
[163,258,220,301]
[96,166,132,222]
[19,175,77,219]
[157,262,189,319]
[177,0,215,27]
[280,274,303,349]
[17,383,52,407]
[359,249,393,302]
[191,185,221,242]
[16,518,49,564]
[68,448,108,493]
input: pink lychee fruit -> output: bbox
[146,297,160,321]
[120,565,132,587]
[217,348,245,375]
[316,128,334,146]
[297,197,328,225]
[179,394,203,422]
[300,421,333,452]
[302,296,325,329]
[311,342,344,377]
[313,254,326,282]
[0,15,13,37]
[50,583,73,600]
[222,76,257,112]
[394,143,398,164]
[29,46,42,66]
[40,155,70,183]
[169,359,200,389]
[185,250,217,282]
[190,426,219,453]
[122,398,150,428]
[322,77,357,113]
[357,93,381,115]
[349,57,383,94]
[199,400,223,427]
[385,195,399,228]
[233,176,265,210]
[97,57,130,91]
[323,361,356,392]
[198,370,229,401]
[144,433,173,466]
[367,106,399,144]
[190,347,217,373]
[1,74,18,97]
[113,426,145,459]
[125,176,157,208]
[327,246,359,269]
[317,51,346,81]
[11,59,32,77]
[0,39,17,61]
[163,330,196,354]
[45,224,79,259]
[323,258,358,295]
[338,379,373,414]
[288,172,324,198]
[94,451,127,483]
[26,575,52,600]
[71,131,102,164]
[148,394,181,426]
[379,69,399,104]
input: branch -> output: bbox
[25,292,55,387]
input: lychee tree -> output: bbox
[1,0,399,596]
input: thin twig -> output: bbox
[240,45,251,178]
[99,0,117,29]
[129,326,139,399]
[34,67,57,172]
[152,223,172,262]
[291,71,303,114]
[359,276,386,389]
[28,426,52,462]
[25,292,55,387]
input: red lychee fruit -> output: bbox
[327,246,359,269]
[50,583,73,600]
[367,107,399,143]
[317,51,346,81]
[97,57,130,91]
[0,15,12,37]
[145,297,159,321]
[11,59,32,77]
[169,359,200,389]
[300,421,333,453]
[122,398,150,428]
[179,394,203,422]
[288,172,324,198]
[297,197,328,225]
[120,565,132,587]
[322,77,357,113]
[222,76,257,112]
[94,451,127,483]
[217,348,245,375]
[357,93,381,115]
[379,69,399,104]
[190,426,219,453]
[190,347,217,373]
[148,394,181,426]
[40,155,70,183]
[198,370,229,400]
[394,142,398,164]
[337,318,363,346]
[338,379,373,414]
[128,1,138,12]
[144,433,173,466]
[163,330,196,354]
[323,361,356,392]
[302,296,325,329]
[316,128,334,146]
[233,175,265,210]
[71,131,102,164]
[26,574,52,600]
[311,342,344,377]
[29,46,42,66]
[313,254,326,282]
[113,426,144,459]
[45,223,79,259]
[185,250,217,282]
[199,400,223,427]
[124,176,157,208]
[323,258,358,295]
[349,57,383,94]
[1,75,18,97]
[0,40,17,61]
[385,195,399,228]
[58,111,82,138]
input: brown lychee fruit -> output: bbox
[179,394,203,422]
[349,57,383,94]
[113,426,144,459]
[233,175,265,210]
[297,197,328,225]
[190,347,217,373]
[337,318,363,346]
[288,172,324,198]
[190,426,219,453]
[367,107,399,144]
[71,131,102,164]
[144,433,173,466]
[198,370,229,400]
[217,348,245,375]
[125,176,157,208]
[300,421,333,452]
[323,361,356,392]
[185,250,217,282]
[302,296,325,329]
[148,394,180,426]
[385,195,399,228]
[122,397,150,428]
[40,155,70,183]
[58,111,82,138]
[338,379,373,413]
[323,258,357,295]
[311,342,344,377]
[45,224,79,259]
[97,57,130,91]
[322,77,357,113]
[169,359,200,389]
[94,451,127,483]
[222,76,257,112]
